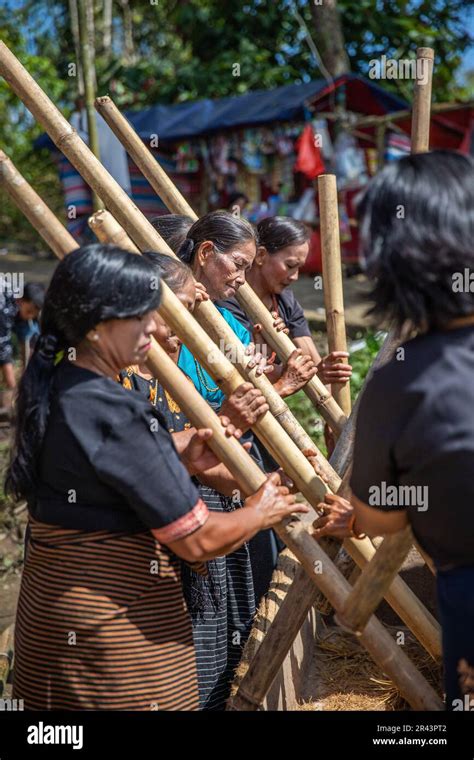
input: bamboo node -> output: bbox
[334,612,363,637]
[56,127,79,148]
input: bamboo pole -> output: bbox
[0,151,76,258]
[411,48,434,153]
[280,518,442,710]
[329,329,400,477]
[91,210,441,661]
[318,173,351,417]
[94,95,348,432]
[335,525,414,635]
[228,564,321,710]
[0,37,342,507]
[0,42,349,499]
[3,150,441,710]
[325,47,437,639]
[0,54,348,545]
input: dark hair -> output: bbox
[357,150,474,332]
[21,282,45,310]
[176,210,256,265]
[228,191,248,207]
[142,251,193,292]
[6,244,162,500]
[257,216,310,254]
[150,214,194,253]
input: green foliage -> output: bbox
[286,330,385,455]
[0,0,470,246]
[0,4,69,249]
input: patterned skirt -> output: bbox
[182,486,256,711]
[13,517,199,710]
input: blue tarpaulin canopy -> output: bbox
[35,74,407,150]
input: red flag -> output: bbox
[294,124,325,179]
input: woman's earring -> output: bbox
[92,333,100,341]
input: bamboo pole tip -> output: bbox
[317,174,337,188]
[88,209,106,227]
[95,95,111,106]
[416,47,434,60]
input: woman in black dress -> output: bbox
[219,216,352,392]
[7,243,306,711]
[119,252,275,710]
[314,151,474,709]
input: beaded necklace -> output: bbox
[193,357,219,393]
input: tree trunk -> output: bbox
[119,0,136,64]
[68,0,85,96]
[310,0,350,77]
[77,0,102,210]
[102,0,113,58]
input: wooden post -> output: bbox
[318,173,351,417]
[334,45,436,629]
[4,155,442,711]
[228,564,321,710]
[94,95,348,432]
[335,526,414,635]
[411,48,434,154]
[274,517,443,710]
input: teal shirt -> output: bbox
[177,305,251,409]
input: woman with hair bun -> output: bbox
[150,213,194,253]
[176,210,317,408]
[118,251,271,711]
[219,216,353,395]
[7,243,306,711]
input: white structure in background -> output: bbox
[70,109,131,194]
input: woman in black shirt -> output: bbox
[314,151,474,710]
[218,216,353,395]
[6,243,305,711]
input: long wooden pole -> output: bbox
[228,565,321,711]
[411,47,434,153]
[2,151,441,710]
[94,95,348,432]
[318,173,351,416]
[0,151,76,258]
[335,526,415,635]
[90,210,441,662]
[0,53,348,537]
[325,46,437,638]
